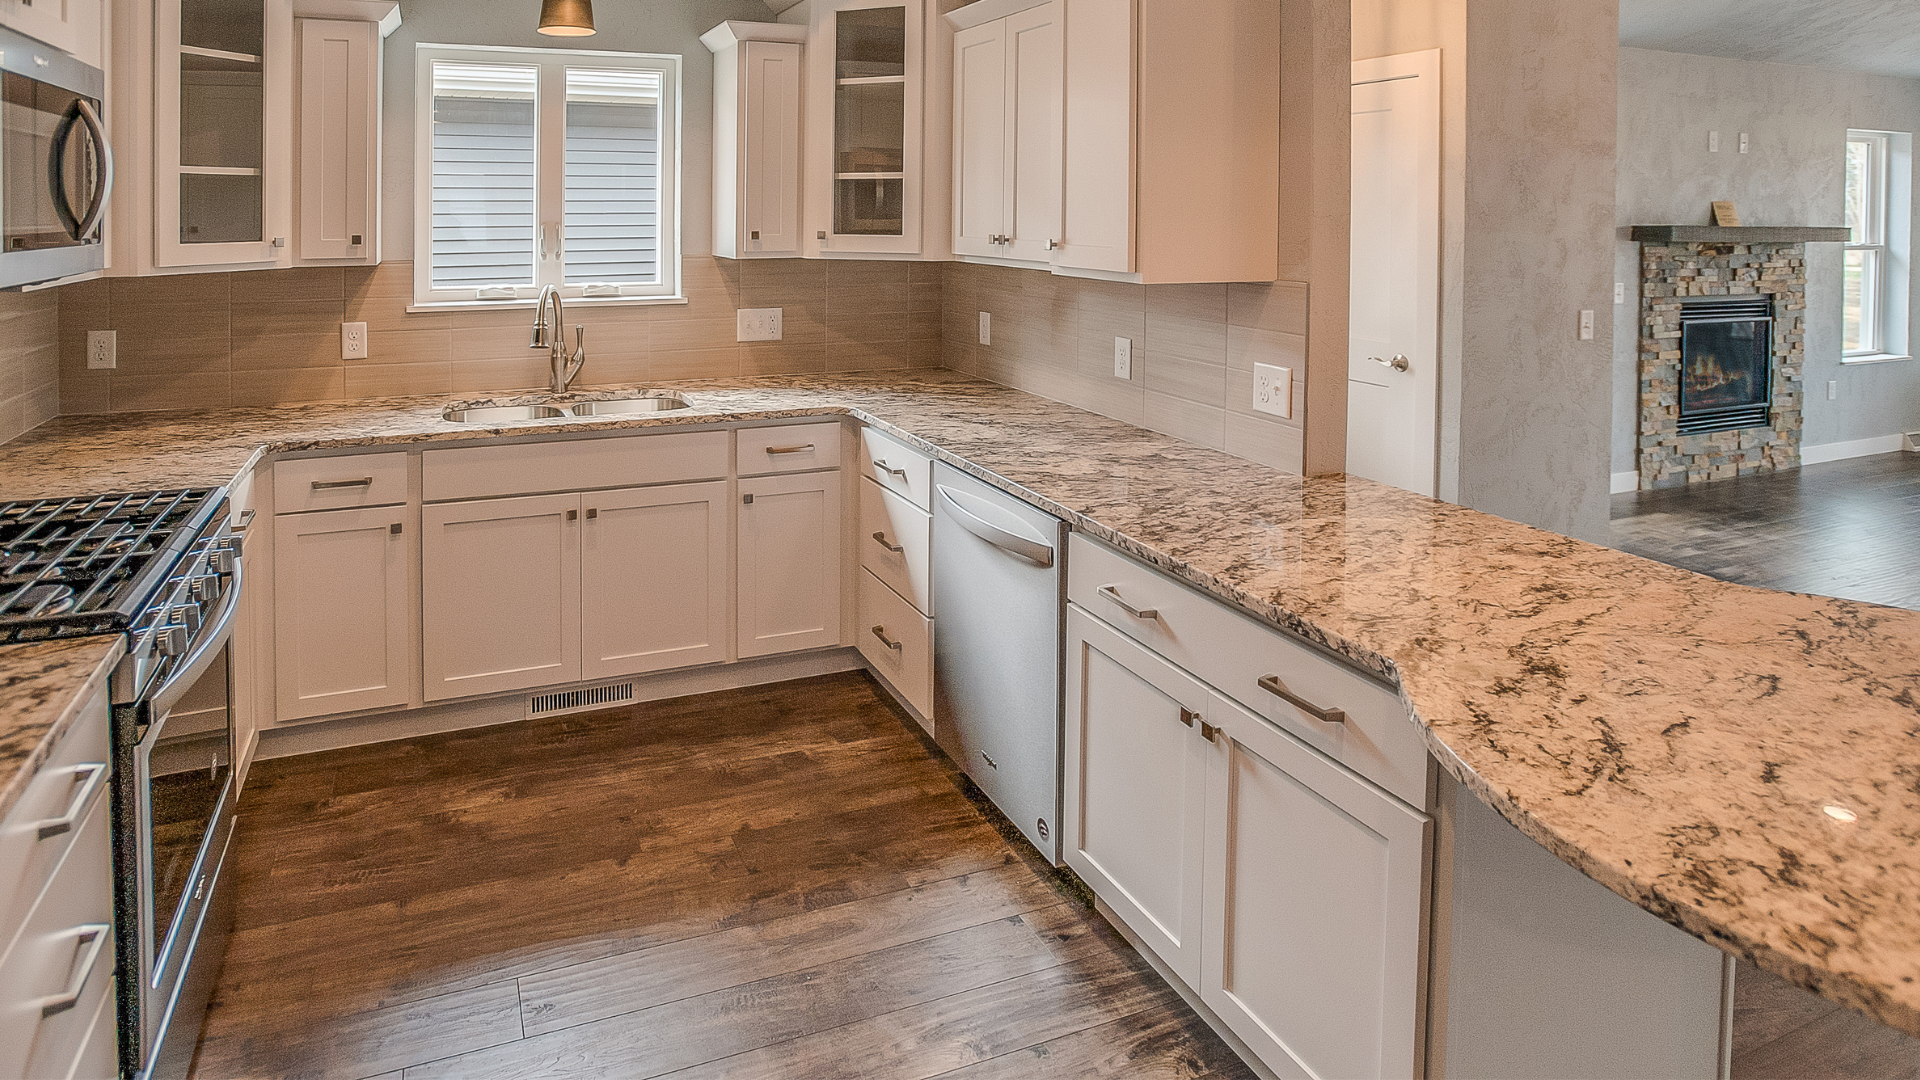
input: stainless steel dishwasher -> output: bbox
[931,462,1067,863]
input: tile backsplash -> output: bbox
[56,258,943,414]
[0,290,59,444]
[941,263,1310,472]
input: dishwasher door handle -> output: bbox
[936,486,1054,568]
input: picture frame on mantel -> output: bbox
[1712,201,1742,227]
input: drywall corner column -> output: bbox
[1452,0,1617,542]
[1281,0,1352,475]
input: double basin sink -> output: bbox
[444,392,692,424]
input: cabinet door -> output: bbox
[1200,689,1429,1080]
[950,18,1005,259]
[273,505,413,721]
[581,482,730,680]
[1001,2,1062,263]
[2,0,100,65]
[154,0,293,268]
[738,471,844,658]
[296,18,377,263]
[1057,0,1133,274]
[740,40,804,257]
[423,493,581,701]
[805,0,925,255]
[1064,606,1209,985]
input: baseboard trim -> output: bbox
[1802,434,1908,465]
[1611,470,1640,494]
[256,648,865,760]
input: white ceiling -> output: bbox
[1619,0,1920,81]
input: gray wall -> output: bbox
[379,0,780,262]
[1614,47,1920,472]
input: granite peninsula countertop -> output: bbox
[4,371,1920,1036]
[0,636,122,821]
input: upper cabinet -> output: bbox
[950,0,1281,284]
[704,21,808,260]
[0,0,104,67]
[807,0,924,256]
[107,0,396,275]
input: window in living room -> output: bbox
[1844,129,1912,361]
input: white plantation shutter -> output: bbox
[565,69,661,286]
[430,63,538,290]
[415,45,680,305]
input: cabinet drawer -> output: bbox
[0,689,109,946]
[858,568,934,718]
[0,790,114,1080]
[424,432,730,502]
[1068,535,1426,807]
[737,423,842,476]
[276,452,410,512]
[859,478,932,616]
[860,427,934,510]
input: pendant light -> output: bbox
[537,0,595,36]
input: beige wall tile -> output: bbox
[232,367,345,405]
[110,331,231,377]
[110,372,230,412]
[827,260,911,288]
[580,354,648,386]
[1145,353,1229,406]
[368,329,453,365]
[231,333,341,371]
[450,356,552,394]
[1227,324,1308,374]
[827,283,909,315]
[654,317,742,352]
[1144,391,1227,450]
[230,298,347,340]
[740,258,827,300]
[452,325,538,364]
[238,266,345,302]
[742,341,828,376]
[649,347,740,381]
[343,362,451,398]
[60,374,110,415]
[0,393,23,445]
[112,273,228,308]
[1227,280,1310,333]
[1224,411,1306,473]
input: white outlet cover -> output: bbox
[341,322,369,360]
[1113,337,1132,379]
[86,330,116,369]
[1579,310,1595,341]
[736,308,783,342]
[978,311,992,346]
[1614,282,1626,305]
[1253,363,1292,419]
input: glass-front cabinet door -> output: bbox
[154,0,292,267]
[807,0,922,255]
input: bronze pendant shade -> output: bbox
[538,0,596,35]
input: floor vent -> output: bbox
[1905,431,1920,452]
[527,682,637,719]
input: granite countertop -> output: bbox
[0,636,123,821]
[3,371,1919,1035]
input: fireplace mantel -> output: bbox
[1630,225,1852,244]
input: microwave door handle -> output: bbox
[72,99,110,242]
[47,103,83,239]
[145,556,243,725]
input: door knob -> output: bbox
[1371,355,1411,373]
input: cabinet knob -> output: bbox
[751,230,760,240]
[1048,239,1060,250]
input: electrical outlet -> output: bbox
[1709,130,1720,153]
[1579,310,1596,341]
[1829,380,1839,401]
[1253,363,1292,418]
[1739,132,1750,154]
[978,311,992,346]
[736,308,783,342]
[1113,337,1132,379]
[341,322,368,360]
[1615,282,1626,305]
[86,330,116,369]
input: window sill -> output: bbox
[1840,352,1913,365]
[406,296,690,313]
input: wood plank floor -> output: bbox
[187,672,1256,1080]
[1611,451,1920,610]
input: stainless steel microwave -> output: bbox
[0,22,109,290]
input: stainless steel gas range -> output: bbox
[0,488,244,1080]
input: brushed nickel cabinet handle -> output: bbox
[38,924,109,1017]
[311,477,374,490]
[1257,674,1347,724]
[1178,707,1199,727]
[871,625,903,652]
[35,763,105,840]
[765,444,816,455]
[566,509,578,521]
[586,508,599,520]
[875,460,909,479]
[1200,721,1221,743]
[1097,585,1158,622]
[390,523,402,535]
[871,531,905,553]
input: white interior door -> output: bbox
[1348,50,1440,497]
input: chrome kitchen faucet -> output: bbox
[530,283,588,394]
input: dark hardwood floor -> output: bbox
[187,672,1255,1080]
[1611,451,1920,610]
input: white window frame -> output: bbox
[1844,129,1912,363]
[412,43,683,310]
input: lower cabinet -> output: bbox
[738,470,844,658]
[582,481,730,680]
[856,567,933,717]
[274,504,414,720]
[1065,606,1429,1080]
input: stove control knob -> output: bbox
[154,624,190,658]
[170,604,202,633]
[189,575,220,603]
[207,548,237,576]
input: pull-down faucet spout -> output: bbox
[531,284,587,394]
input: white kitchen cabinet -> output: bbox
[949,0,1060,263]
[1,0,104,67]
[856,566,932,717]
[423,493,581,702]
[1064,607,1210,986]
[705,22,807,260]
[859,476,931,614]
[582,482,731,680]
[273,503,414,721]
[295,17,380,263]
[1199,688,1428,1080]
[738,470,844,658]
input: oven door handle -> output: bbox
[146,556,243,725]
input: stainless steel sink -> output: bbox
[568,394,692,416]
[444,405,568,423]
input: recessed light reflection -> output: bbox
[1823,805,1859,823]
